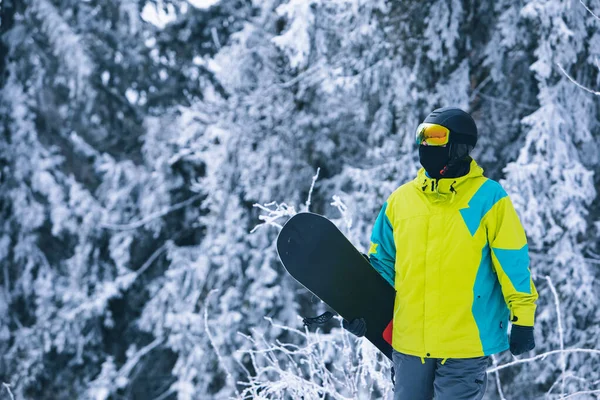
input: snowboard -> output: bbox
[276,212,396,360]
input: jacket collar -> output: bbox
[414,159,484,195]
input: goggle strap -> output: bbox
[449,132,477,146]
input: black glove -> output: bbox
[510,325,535,355]
[343,318,367,337]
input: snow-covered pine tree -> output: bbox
[1,0,248,397]
[494,1,600,397]
[1,0,599,398]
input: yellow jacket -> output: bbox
[369,159,538,358]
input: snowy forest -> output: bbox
[1,0,600,398]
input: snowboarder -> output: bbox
[344,107,538,400]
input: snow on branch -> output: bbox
[490,355,507,400]
[557,63,600,96]
[100,194,203,231]
[236,316,392,399]
[580,0,600,21]
[86,337,162,398]
[487,348,600,374]
[563,389,600,399]
[251,168,321,233]
[330,195,352,231]
[250,202,297,232]
[30,0,94,98]
[304,167,320,212]
[204,289,240,397]
[61,272,137,321]
[118,337,162,380]
[546,275,566,397]
[487,274,600,398]
[2,383,15,400]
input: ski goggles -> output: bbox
[415,123,450,146]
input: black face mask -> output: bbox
[419,145,450,179]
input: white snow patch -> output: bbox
[187,0,220,9]
[125,88,139,104]
[271,0,315,69]
[141,2,177,29]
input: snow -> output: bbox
[187,0,221,9]
[2,0,600,398]
[141,2,177,29]
[271,0,315,69]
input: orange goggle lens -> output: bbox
[415,123,450,146]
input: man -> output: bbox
[344,107,538,400]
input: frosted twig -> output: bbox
[557,63,600,96]
[2,383,15,400]
[588,249,600,259]
[152,387,176,400]
[304,167,320,212]
[277,61,326,88]
[491,355,507,400]
[530,251,600,265]
[238,316,390,399]
[250,202,297,233]
[546,372,589,398]
[340,318,355,391]
[118,337,162,380]
[135,240,170,277]
[100,194,203,230]
[476,92,538,111]
[265,316,309,337]
[252,168,325,232]
[210,27,221,49]
[546,275,566,397]
[487,348,600,373]
[331,195,352,231]
[580,0,600,21]
[562,389,600,399]
[469,75,492,102]
[204,289,240,397]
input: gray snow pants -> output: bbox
[392,350,489,400]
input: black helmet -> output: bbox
[423,107,478,147]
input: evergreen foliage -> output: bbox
[0,0,598,398]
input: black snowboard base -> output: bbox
[276,212,395,359]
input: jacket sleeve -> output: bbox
[487,194,538,327]
[368,202,396,288]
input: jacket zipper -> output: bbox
[423,215,429,356]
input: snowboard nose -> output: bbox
[278,215,319,258]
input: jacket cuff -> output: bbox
[511,305,536,327]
